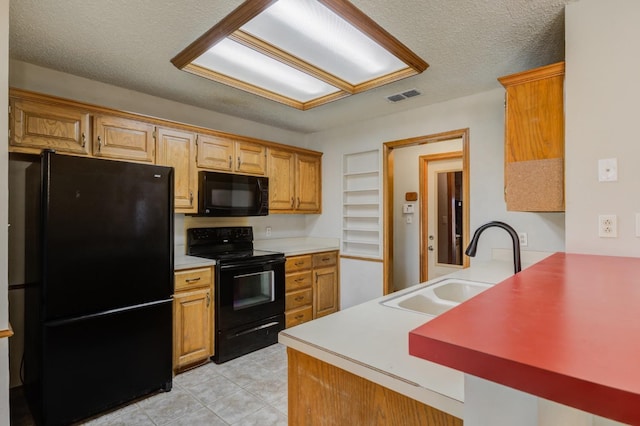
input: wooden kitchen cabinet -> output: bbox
[156,127,197,213]
[284,250,339,328]
[93,115,155,163]
[9,96,91,155]
[312,252,339,319]
[268,149,322,213]
[196,133,266,175]
[498,61,565,212]
[173,266,214,372]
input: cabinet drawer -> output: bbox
[286,271,312,291]
[312,251,337,268]
[286,306,313,328]
[174,267,212,292]
[286,288,312,311]
[286,255,312,272]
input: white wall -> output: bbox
[1,0,11,423]
[565,0,640,255]
[307,88,565,304]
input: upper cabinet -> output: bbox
[196,134,266,176]
[268,149,321,214]
[93,115,155,163]
[156,127,197,213]
[498,61,565,212]
[9,96,90,156]
[8,89,323,215]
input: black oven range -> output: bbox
[187,226,285,363]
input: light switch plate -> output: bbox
[598,158,618,182]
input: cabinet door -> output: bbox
[93,115,155,163]
[156,127,197,213]
[196,134,234,171]
[296,154,321,212]
[10,98,90,155]
[313,266,338,319]
[236,141,266,175]
[173,288,213,370]
[268,149,296,211]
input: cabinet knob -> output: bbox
[189,191,194,205]
[206,292,210,307]
[237,156,241,169]
[294,296,304,301]
[228,155,232,169]
[291,197,295,208]
[97,135,102,152]
[185,277,201,283]
[295,314,303,320]
[81,132,86,148]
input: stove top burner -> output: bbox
[186,227,284,264]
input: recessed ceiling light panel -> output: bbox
[172,0,428,110]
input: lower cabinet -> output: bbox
[285,251,339,328]
[173,266,214,372]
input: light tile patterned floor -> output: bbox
[10,343,288,426]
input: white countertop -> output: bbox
[254,237,340,256]
[278,250,553,419]
[174,245,216,271]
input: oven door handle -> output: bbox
[219,257,285,270]
[233,321,281,337]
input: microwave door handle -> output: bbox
[256,179,264,207]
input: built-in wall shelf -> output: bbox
[342,150,381,259]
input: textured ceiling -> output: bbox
[9,0,573,134]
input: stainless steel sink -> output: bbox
[381,278,492,316]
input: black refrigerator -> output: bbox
[24,151,174,425]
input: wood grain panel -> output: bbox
[295,154,321,212]
[285,288,313,311]
[156,127,197,212]
[236,141,266,175]
[196,133,234,171]
[268,149,296,211]
[285,255,312,273]
[288,348,462,425]
[285,271,313,292]
[313,266,338,318]
[285,306,313,328]
[10,98,90,155]
[93,115,155,162]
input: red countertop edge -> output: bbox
[408,252,640,425]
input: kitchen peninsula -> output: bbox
[280,252,634,425]
[279,252,551,424]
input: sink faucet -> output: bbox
[465,221,522,274]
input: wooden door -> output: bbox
[173,288,212,370]
[10,98,90,155]
[295,154,321,212]
[93,115,155,162]
[236,141,266,175]
[156,127,197,213]
[196,134,234,171]
[268,149,296,211]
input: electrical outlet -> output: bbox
[265,226,272,237]
[518,232,528,247]
[598,215,617,238]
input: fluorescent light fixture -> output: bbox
[172,0,428,110]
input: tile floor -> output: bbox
[10,343,288,426]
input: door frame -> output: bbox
[419,153,467,282]
[382,128,470,295]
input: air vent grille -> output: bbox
[386,88,422,103]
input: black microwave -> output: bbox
[196,171,269,216]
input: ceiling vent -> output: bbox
[386,88,422,103]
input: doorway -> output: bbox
[383,129,470,295]
[420,155,464,281]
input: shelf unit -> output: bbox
[342,150,381,258]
